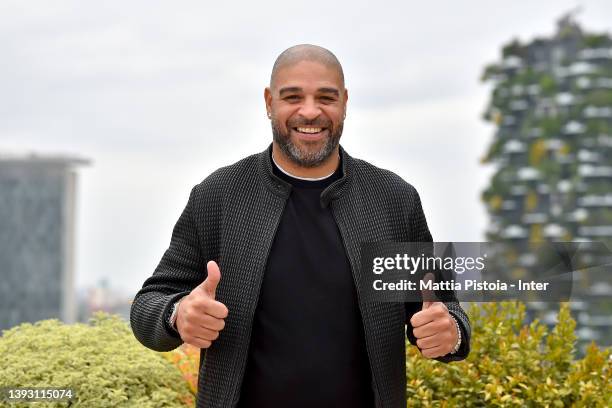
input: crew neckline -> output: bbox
[272,153,336,181]
[270,151,342,189]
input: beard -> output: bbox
[271,117,344,168]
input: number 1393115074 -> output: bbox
[1,387,75,402]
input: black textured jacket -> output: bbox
[130,144,471,408]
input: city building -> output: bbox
[481,13,612,352]
[0,152,89,331]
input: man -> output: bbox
[130,44,471,408]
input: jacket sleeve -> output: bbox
[130,186,206,352]
[404,186,471,362]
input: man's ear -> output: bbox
[343,88,348,118]
[264,87,272,117]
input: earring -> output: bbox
[267,111,271,118]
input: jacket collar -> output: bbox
[258,143,354,208]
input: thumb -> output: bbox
[200,260,221,299]
[421,272,436,310]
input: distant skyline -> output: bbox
[1,1,611,294]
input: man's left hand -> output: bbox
[410,301,458,359]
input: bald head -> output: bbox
[270,44,345,90]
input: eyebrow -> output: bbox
[278,87,340,97]
[318,87,340,96]
[279,87,302,96]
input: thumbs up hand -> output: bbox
[175,260,229,349]
[409,273,459,359]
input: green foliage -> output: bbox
[502,39,525,58]
[586,119,610,135]
[0,313,193,407]
[583,34,610,48]
[536,159,562,183]
[481,138,504,164]
[538,74,557,96]
[481,64,501,82]
[585,90,612,107]
[481,167,513,201]
[406,302,611,407]
[538,116,562,138]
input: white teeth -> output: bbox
[296,127,323,134]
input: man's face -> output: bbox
[265,60,348,168]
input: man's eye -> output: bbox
[284,95,300,101]
[320,96,336,102]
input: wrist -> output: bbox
[168,298,184,331]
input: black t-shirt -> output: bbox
[237,154,375,408]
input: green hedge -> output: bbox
[0,313,193,407]
[1,303,610,407]
[406,302,611,407]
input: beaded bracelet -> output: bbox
[449,315,462,354]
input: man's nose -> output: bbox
[297,97,321,120]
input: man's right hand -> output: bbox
[175,260,229,349]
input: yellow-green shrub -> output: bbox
[3,303,609,407]
[406,302,611,407]
[0,313,194,407]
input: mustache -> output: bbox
[287,118,332,128]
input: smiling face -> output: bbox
[265,60,348,168]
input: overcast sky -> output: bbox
[1,1,611,294]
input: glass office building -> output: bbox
[0,153,89,331]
